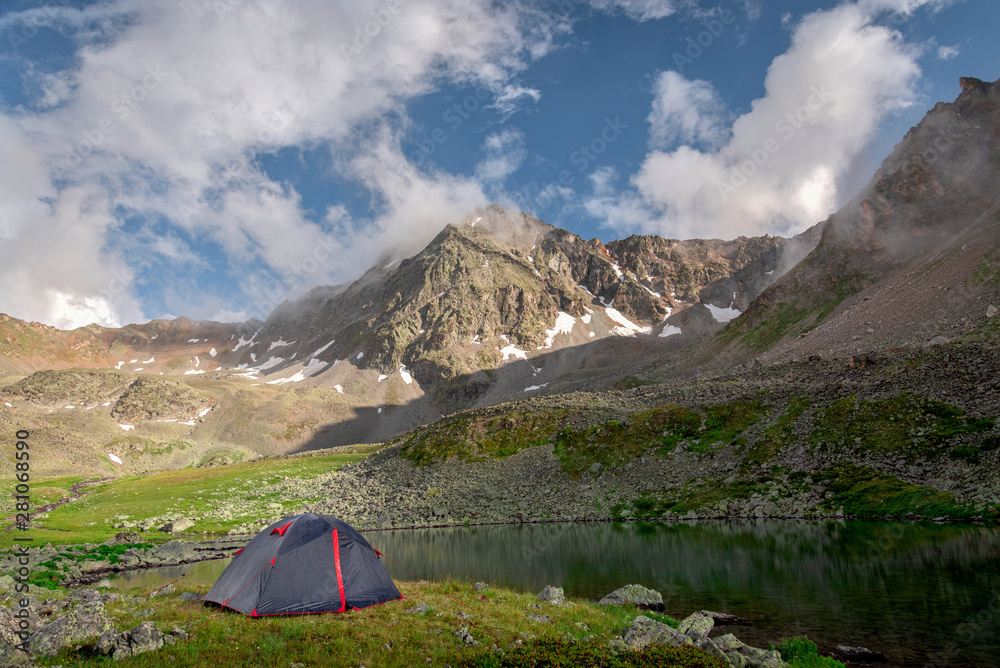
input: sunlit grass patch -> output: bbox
[1,453,366,548]
[38,578,707,667]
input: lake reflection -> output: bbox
[108,520,1000,667]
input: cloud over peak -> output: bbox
[586,0,928,240]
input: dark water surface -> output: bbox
[106,520,1000,667]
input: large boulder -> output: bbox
[598,584,664,611]
[158,518,194,534]
[96,621,164,659]
[621,615,692,651]
[27,601,116,657]
[677,611,714,642]
[536,585,565,605]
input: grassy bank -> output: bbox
[29,579,843,668]
[0,450,371,548]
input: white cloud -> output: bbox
[589,166,618,197]
[590,0,683,22]
[587,1,926,240]
[210,309,249,323]
[936,44,959,60]
[0,0,561,328]
[476,129,528,183]
[647,71,729,149]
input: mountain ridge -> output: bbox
[2,76,999,479]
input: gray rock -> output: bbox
[176,592,202,602]
[988,304,998,319]
[526,614,550,623]
[536,585,565,605]
[404,603,432,614]
[621,615,692,651]
[598,584,664,611]
[158,518,194,533]
[473,582,489,592]
[698,637,742,666]
[453,626,480,646]
[677,611,714,641]
[103,531,142,546]
[589,463,603,474]
[713,633,788,668]
[27,601,116,657]
[96,621,164,660]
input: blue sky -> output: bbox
[0,0,997,328]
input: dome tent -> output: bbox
[203,513,402,615]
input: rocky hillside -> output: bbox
[712,76,1000,366]
[0,315,254,378]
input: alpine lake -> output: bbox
[102,519,1000,667]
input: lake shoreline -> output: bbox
[7,512,995,589]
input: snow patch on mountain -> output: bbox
[311,339,336,357]
[706,303,742,323]
[605,308,651,337]
[266,358,329,385]
[539,312,576,349]
[501,343,528,361]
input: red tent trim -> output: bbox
[270,521,295,536]
[332,529,346,613]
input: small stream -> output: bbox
[103,519,1000,667]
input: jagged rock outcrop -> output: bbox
[620,615,789,668]
[95,621,165,660]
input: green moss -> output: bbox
[810,393,995,462]
[553,405,696,478]
[400,410,567,465]
[718,274,864,351]
[693,401,768,452]
[816,463,983,520]
[552,401,766,478]
[631,479,767,517]
[970,249,1000,287]
[741,396,810,473]
[773,637,846,667]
